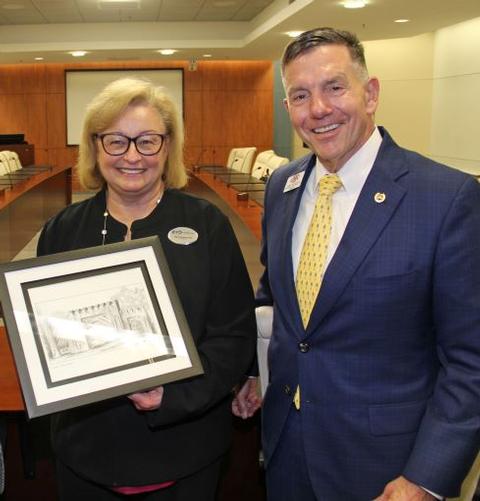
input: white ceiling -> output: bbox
[0,0,479,63]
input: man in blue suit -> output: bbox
[233,27,480,500]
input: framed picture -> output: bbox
[0,236,203,418]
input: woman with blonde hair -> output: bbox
[38,77,256,500]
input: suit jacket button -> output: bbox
[284,385,292,395]
[299,342,310,353]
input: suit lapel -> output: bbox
[305,134,409,335]
[277,156,316,336]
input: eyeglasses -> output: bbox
[96,133,167,156]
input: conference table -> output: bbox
[192,166,264,241]
[0,165,71,264]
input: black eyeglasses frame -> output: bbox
[95,133,167,156]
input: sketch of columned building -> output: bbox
[39,287,159,360]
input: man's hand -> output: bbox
[128,386,164,411]
[373,476,436,501]
[232,377,262,419]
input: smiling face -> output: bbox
[283,44,379,172]
[96,103,169,203]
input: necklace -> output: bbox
[101,195,162,245]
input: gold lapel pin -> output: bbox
[374,192,386,204]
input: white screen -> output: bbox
[65,69,184,145]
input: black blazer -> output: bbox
[37,188,256,487]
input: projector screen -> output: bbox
[65,69,184,146]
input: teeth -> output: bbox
[119,168,144,174]
[313,124,339,133]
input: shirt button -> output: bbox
[298,342,310,353]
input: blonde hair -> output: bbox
[77,77,187,190]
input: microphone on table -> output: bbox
[236,165,264,201]
[192,148,204,173]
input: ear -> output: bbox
[364,77,380,115]
[283,97,289,113]
[163,134,171,156]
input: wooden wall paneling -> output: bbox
[18,64,47,94]
[0,65,24,95]
[202,90,273,148]
[0,95,29,135]
[201,61,272,91]
[0,64,46,96]
[45,63,67,93]
[46,146,77,169]
[184,90,203,168]
[46,92,67,148]
[25,93,48,147]
[36,148,49,165]
[184,64,203,91]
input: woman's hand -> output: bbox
[128,386,164,411]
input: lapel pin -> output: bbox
[374,192,386,204]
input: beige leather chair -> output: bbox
[249,150,274,179]
[0,152,11,173]
[227,147,257,174]
[0,161,9,177]
[5,151,22,172]
[250,150,289,180]
[256,305,273,397]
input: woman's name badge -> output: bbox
[283,171,305,193]
[168,227,199,245]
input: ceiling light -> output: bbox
[203,54,212,58]
[69,51,88,57]
[34,57,44,61]
[213,0,237,6]
[97,0,140,9]
[285,31,303,38]
[343,0,367,8]
[394,19,410,23]
[1,3,25,9]
[157,49,177,56]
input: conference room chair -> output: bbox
[3,150,51,174]
[231,150,289,208]
[0,151,32,181]
[229,150,289,191]
[0,159,25,187]
[255,305,273,398]
[213,147,257,182]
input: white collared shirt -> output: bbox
[292,127,383,277]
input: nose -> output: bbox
[123,140,142,162]
[309,93,332,117]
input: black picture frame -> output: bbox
[0,236,203,418]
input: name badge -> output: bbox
[168,227,199,245]
[283,171,305,193]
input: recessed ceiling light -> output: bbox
[34,57,44,61]
[394,19,410,23]
[285,31,303,38]
[69,51,88,57]
[157,49,177,56]
[97,0,140,9]
[1,3,25,9]
[203,54,212,58]
[213,0,236,6]
[343,0,367,8]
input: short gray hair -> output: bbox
[282,27,369,81]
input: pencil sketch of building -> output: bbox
[38,286,160,361]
